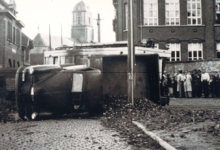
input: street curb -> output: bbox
[132,121,177,150]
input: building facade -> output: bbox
[0,0,24,69]
[71,1,94,43]
[113,0,220,62]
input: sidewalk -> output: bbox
[136,98,220,150]
[169,97,220,109]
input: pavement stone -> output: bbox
[0,118,132,150]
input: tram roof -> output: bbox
[45,45,171,58]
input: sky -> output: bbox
[8,0,116,42]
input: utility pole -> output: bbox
[61,24,63,46]
[49,24,51,50]
[128,0,135,105]
[94,14,103,43]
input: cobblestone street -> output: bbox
[0,118,131,150]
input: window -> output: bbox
[8,59,12,68]
[73,14,75,24]
[187,0,202,25]
[167,43,181,61]
[188,43,203,60]
[124,3,128,30]
[53,57,58,64]
[13,60,15,68]
[165,0,180,25]
[16,29,20,46]
[143,0,158,25]
[216,0,220,23]
[25,49,29,61]
[7,22,12,41]
[77,14,81,24]
[13,27,16,44]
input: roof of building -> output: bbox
[33,33,79,48]
[31,33,79,53]
[73,0,90,12]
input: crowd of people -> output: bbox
[161,69,220,98]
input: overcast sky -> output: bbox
[10,0,116,42]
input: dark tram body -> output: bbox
[15,65,103,120]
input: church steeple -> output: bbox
[71,1,94,43]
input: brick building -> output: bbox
[112,0,220,62]
[0,0,32,69]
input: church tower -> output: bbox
[71,1,94,43]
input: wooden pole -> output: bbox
[94,14,103,43]
[128,0,135,105]
[61,24,63,46]
[49,24,51,50]
[98,14,100,42]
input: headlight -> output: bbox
[30,87,34,95]
[29,68,34,74]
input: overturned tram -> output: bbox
[16,42,171,120]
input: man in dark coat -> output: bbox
[193,70,202,98]
[191,69,197,98]
[209,72,216,98]
[214,71,220,98]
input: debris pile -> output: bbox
[101,95,220,148]
[0,98,16,122]
[101,96,164,149]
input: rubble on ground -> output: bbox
[0,98,16,122]
[101,95,220,149]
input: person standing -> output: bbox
[172,71,178,97]
[177,70,184,98]
[167,74,174,97]
[215,72,220,98]
[191,69,197,97]
[193,70,201,98]
[183,71,187,97]
[197,70,202,97]
[201,70,210,98]
[184,71,192,98]
[161,71,168,96]
[209,72,216,98]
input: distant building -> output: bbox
[30,33,77,65]
[0,0,32,69]
[30,1,95,65]
[71,1,94,43]
[112,0,220,62]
